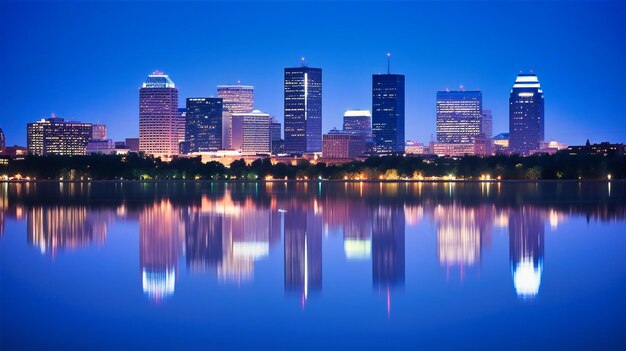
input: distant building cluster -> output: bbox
[4,59,624,163]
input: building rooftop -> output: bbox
[142,71,176,89]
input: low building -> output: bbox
[87,139,116,154]
[405,141,425,155]
[27,116,93,156]
[565,141,624,157]
[125,138,139,152]
[322,130,368,159]
[430,142,475,157]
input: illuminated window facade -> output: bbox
[231,110,271,153]
[284,67,322,154]
[185,98,223,152]
[217,85,254,114]
[372,74,405,155]
[509,74,544,155]
[139,71,179,157]
[27,117,93,156]
[436,90,483,144]
[343,110,372,137]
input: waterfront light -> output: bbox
[607,174,612,180]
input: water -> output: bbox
[1,181,625,350]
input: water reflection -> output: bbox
[1,181,624,302]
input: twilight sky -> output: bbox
[1,1,625,146]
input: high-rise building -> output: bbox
[270,117,283,155]
[176,108,186,150]
[343,110,372,136]
[436,90,482,144]
[481,109,493,139]
[221,109,232,150]
[27,116,93,156]
[91,124,107,140]
[139,71,179,157]
[231,110,271,153]
[185,98,223,152]
[372,73,405,155]
[284,65,322,154]
[217,84,254,114]
[509,73,544,155]
[0,128,5,154]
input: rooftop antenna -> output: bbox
[301,56,306,67]
[387,52,391,74]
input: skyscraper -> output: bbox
[481,109,493,139]
[185,98,223,152]
[27,116,93,156]
[509,73,544,155]
[284,65,322,154]
[343,109,372,136]
[0,128,5,154]
[217,84,254,114]
[176,107,186,151]
[372,73,405,155]
[139,71,179,157]
[436,90,483,143]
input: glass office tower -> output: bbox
[372,74,405,155]
[509,73,544,155]
[284,66,322,154]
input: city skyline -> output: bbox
[2,1,626,147]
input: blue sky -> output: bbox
[1,1,625,146]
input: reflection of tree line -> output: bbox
[1,181,624,301]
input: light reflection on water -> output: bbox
[1,181,625,350]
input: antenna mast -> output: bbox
[387,53,391,74]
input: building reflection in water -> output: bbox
[284,205,323,304]
[509,207,545,299]
[140,200,184,300]
[5,182,626,304]
[372,205,405,289]
[26,206,108,255]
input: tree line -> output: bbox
[1,152,624,180]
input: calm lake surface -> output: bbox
[1,181,625,350]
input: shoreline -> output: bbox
[0,179,622,184]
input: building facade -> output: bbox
[284,66,322,154]
[27,117,93,156]
[0,128,5,154]
[481,109,493,139]
[509,74,544,155]
[231,110,271,153]
[91,124,107,140]
[217,85,254,114]
[436,90,482,144]
[139,71,179,157]
[343,109,372,136]
[185,98,223,153]
[372,74,405,155]
[322,131,368,159]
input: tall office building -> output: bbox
[284,65,322,154]
[481,109,493,139]
[372,73,405,155]
[27,116,93,156]
[176,107,186,151]
[436,90,482,143]
[185,98,223,152]
[231,110,271,153]
[509,73,544,155]
[139,71,179,157]
[217,84,254,114]
[0,128,5,154]
[343,109,372,136]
